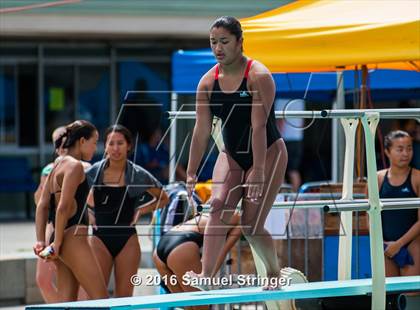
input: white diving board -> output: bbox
[26,276,420,310]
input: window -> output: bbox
[0,65,16,144]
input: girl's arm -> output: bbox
[34,174,51,254]
[186,75,213,189]
[131,188,169,225]
[396,209,420,247]
[247,63,276,199]
[388,172,420,251]
[385,209,420,257]
[34,175,48,205]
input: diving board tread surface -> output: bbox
[26,276,420,309]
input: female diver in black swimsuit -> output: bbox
[86,125,169,297]
[376,130,420,277]
[34,120,108,301]
[185,16,288,290]
[154,212,241,310]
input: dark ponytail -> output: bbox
[62,120,97,149]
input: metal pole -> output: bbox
[110,47,117,123]
[332,71,345,183]
[323,200,420,212]
[200,198,420,211]
[356,66,369,180]
[74,65,79,121]
[304,208,309,277]
[169,92,178,183]
[38,45,45,166]
[338,118,358,280]
[168,109,420,120]
[361,112,385,310]
[14,65,19,146]
[355,211,360,279]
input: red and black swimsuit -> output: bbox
[209,59,281,171]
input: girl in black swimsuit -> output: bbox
[185,16,288,290]
[376,130,420,277]
[86,125,169,297]
[34,120,108,301]
[153,212,241,306]
[34,126,92,302]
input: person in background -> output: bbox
[137,127,187,184]
[391,101,420,170]
[375,130,419,277]
[120,78,162,142]
[275,98,304,192]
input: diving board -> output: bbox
[26,276,420,309]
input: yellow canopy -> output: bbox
[241,0,420,72]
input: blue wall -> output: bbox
[324,235,372,281]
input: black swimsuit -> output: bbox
[49,178,89,244]
[209,59,281,171]
[379,168,418,241]
[93,185,138,258]
[156,231,204,264]
[86,159,162,259]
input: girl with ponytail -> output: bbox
[34,120,108,301]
